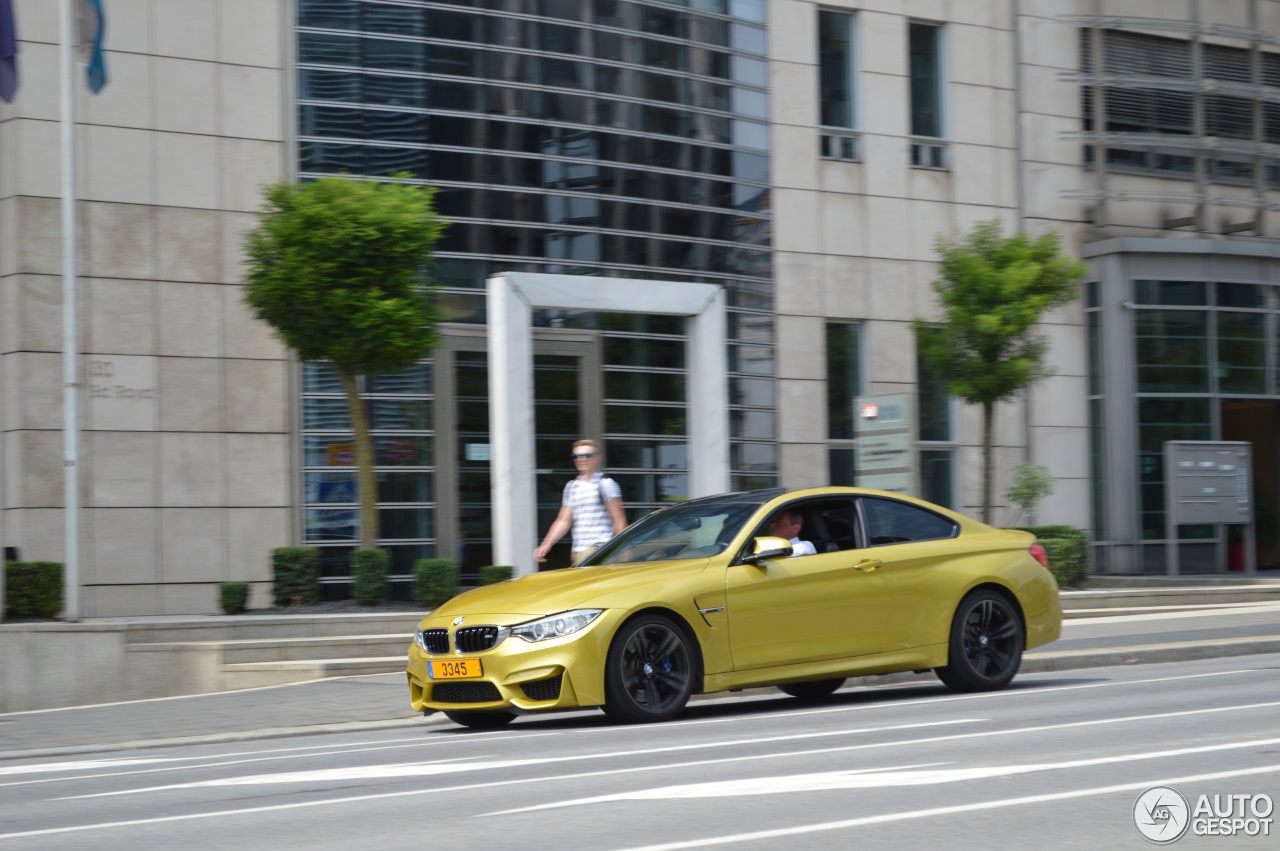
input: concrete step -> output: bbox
[132,634,413,665]
[221,656,407,690]
[103,613,424,645]
[1061,584,1280,615]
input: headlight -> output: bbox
[510,609,603,643]
[412,629,426,650]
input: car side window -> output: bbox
[810,499,861,552]
[861,497,957,545]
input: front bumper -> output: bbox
[406,611,618,714]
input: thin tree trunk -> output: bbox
[339,369,378,549]
[982,400,994,524]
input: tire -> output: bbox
[443,710,516,729]
[934,589,1024,692]
[778,678,846,702]
[603,614,697,723]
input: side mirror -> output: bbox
[742,536,793,565]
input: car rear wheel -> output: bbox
[603,614,696,723]
[934,589,1024,692]
[443,710,516,729]
[778,678,846,701]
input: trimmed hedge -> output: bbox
[1013,525,1088,587]
[413,558,457,606]
[220,582,250,615]
[4,561,63,619]
[479,565,514,586]
[351,548,391,605]
[272,546,321,607]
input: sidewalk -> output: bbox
[3,589,1279,760]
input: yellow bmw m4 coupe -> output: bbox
[406,487,1062,728]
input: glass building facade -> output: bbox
[294,0,774,591]
[1085,244,1280,576]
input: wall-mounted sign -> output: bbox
[854,394,915,495]
[86,355,158,431]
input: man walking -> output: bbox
[535,439,626,566]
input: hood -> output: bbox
[428,558,711,620]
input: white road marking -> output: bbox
[0,733,561,787]
[487,735,1280,814]
[613,763,1280,851]
[52,698,1280,803]
[6,746,1280,842]
[56,719,978,798]
[0,758,174,776]
[2,667,1269,789]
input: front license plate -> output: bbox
[428,658,482,679]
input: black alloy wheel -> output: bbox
[778,678,847,701]
[603,614,696,723]
[935,588,1024,692]
[443,710,516,729]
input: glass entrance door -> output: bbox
[435,330,602,580]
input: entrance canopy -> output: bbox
[487,272,730,575]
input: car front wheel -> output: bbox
[934,589,1024,692]
[604,614,696,723]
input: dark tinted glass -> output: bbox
[366,146,430,176]
[363,3,424,35]
[862,497,956,544]
[300,69,360,101]
[299,0,358,30]
[364,38,424,71]
[298,32,361,65]
[430,8,484,42]
[1217,282,1266,308]
[365,75,427,107]
[1134,280,1207,305]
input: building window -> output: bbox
[909,21,946,168]
[1080,29,1280,185]
[827,322,861,486]
[818,9,855,128]
[819,9,859,161]
[917,328,955,507]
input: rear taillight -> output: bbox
[1029,542,1050,569]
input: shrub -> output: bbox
[219,582,250,615]
[351,549,391,605]
[1005,463,1056,526]
[1013,525,1087,587]
[413,558,457,606]
[272,547,321,608]
[4,561,63,619]
[479,565,514,586]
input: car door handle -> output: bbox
[854,559,883,572]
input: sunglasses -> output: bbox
[570,452,599,459]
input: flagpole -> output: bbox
[60,0,80,622]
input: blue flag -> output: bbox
[0,0,17,103]
[80,0,106,93]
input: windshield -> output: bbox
[585,500,761,565]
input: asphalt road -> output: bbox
[1,652,1277,850]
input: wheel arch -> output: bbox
[958,582,1028,650]
[613,606,707,695]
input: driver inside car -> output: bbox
[768,509,817,556]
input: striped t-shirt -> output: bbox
[563,472,622,550]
